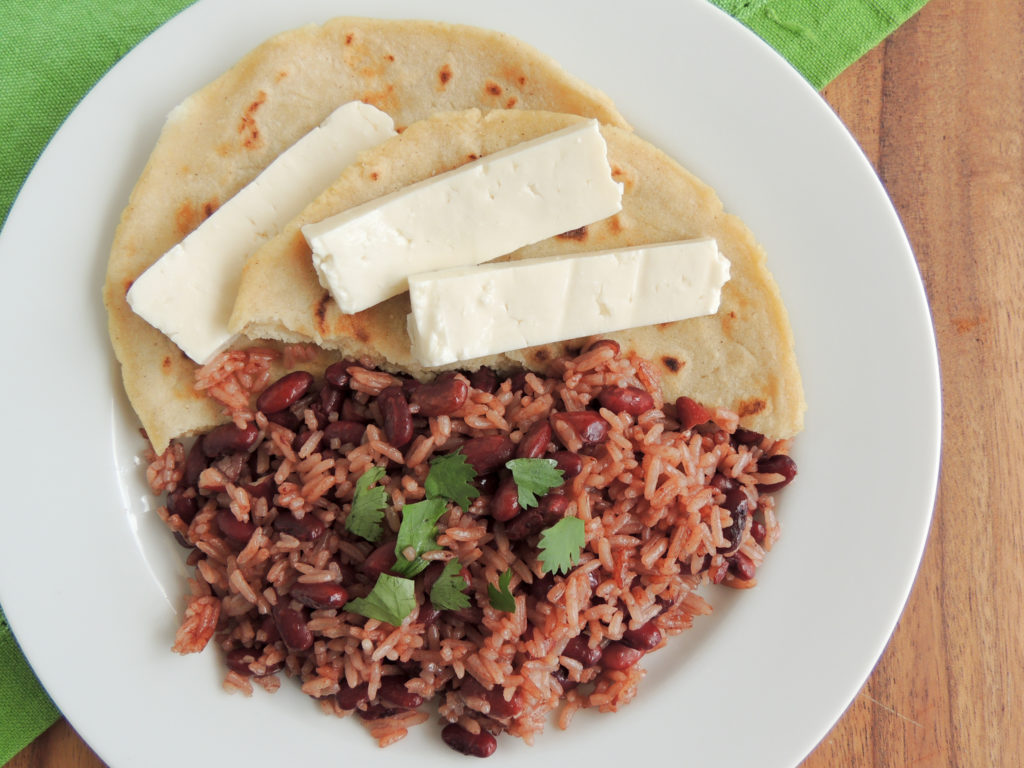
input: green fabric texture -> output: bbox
[714,0,930,89]
[0,0,928,764]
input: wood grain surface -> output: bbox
[9,0,1021,765]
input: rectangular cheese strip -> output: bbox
[126,101,397,364]
[407,238,731,367]
[302,119,623,315]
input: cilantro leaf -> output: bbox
[429,559,471,611]
[345,466,388,542]
[392,498,447,577]
[505,458,565,509]
[345,573,417,626]
[487,569,516,613]
[425,450,479,510]
[537,517,585,575]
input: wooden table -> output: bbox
[10,0,1021,764]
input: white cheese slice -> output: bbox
[126,101,397,364]
[407,238,731,367]
[302,119,623,315]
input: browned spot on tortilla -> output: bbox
[162,356,172,371]
[370,171,380,181]
[124,278,134,296]
[175,200,199,236]
[467,153,479,161]
[275,70,288,82]
[238,91,267,149]
[385,53,395,62]
[506,96,518,108]
[607,215,623,235]
[557,226,588,241]
[360,84,397,111]
[484,80,503,97]
[738,398,766,417]
[355,327,370,343]
[439,64,452,86]
[202,198,220,220]
[345,33,354,44]
[661,356,682,373]
[314,292,330,336]
[532,348,550,362]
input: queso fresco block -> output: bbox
[302,119,624,315]
[126,101,396,364]
[407,238,731,366]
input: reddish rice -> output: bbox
[147,341,793,754]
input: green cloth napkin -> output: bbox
[0,0,928,764]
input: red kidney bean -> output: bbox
[324,360,357,390]
[172,531,193,549]
[461,436,516,475]
[184,438,209,488]
[469,366,498,394]
[490,476,521,522]
[675,396,712,431]
[272,605,313,652]
[335,681,370,711]
[719,496,749,556]
[410,372,468,416]
[441,723,497,758]
[538,493,569,521]
[259,615,280,644]
[598,386,655,416]
[506,371,528,393]
[486,687,523,719]
[292,429,320,453]
[266,409,301,431]
[601,642,644,670]
[289,582,349,610]
[318,384,341,414]
[203,423,260,458]
[225,648,256,676]
[340,398,370,423]
[504,509,545,541]
[473,472,499,496]
[552,666,578,693]
[530,573,554,602]
[552,451,582,479]
[245,478,275,501]
[515,420,552,459]
[216,509,254,542]
[357,703,406,721]
[732,427,764,446]
[257,371,313,414]
[562,636,603,667]
[551,411,608,445]
[729,551,756,581]
[362,541,398,579]
[709,473,736,494]
[379,676,424,709]
[722,486,750,514]
[622,621,663,651]
[751,520,767,544]
[168,489,198,524]
[376,386,413,448]
[756,454,798,493]
[273,511,325,541]
[323,420,366,447]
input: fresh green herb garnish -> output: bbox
[392,498,447,577]
[537,517,585,575]
[487,569,516,613]
[505,458,565,509]
[345,466,388,542]
[425,450,479,510]
[345,573,417,626]
[429,559,471,611]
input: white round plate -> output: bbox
[0,1,940,766]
